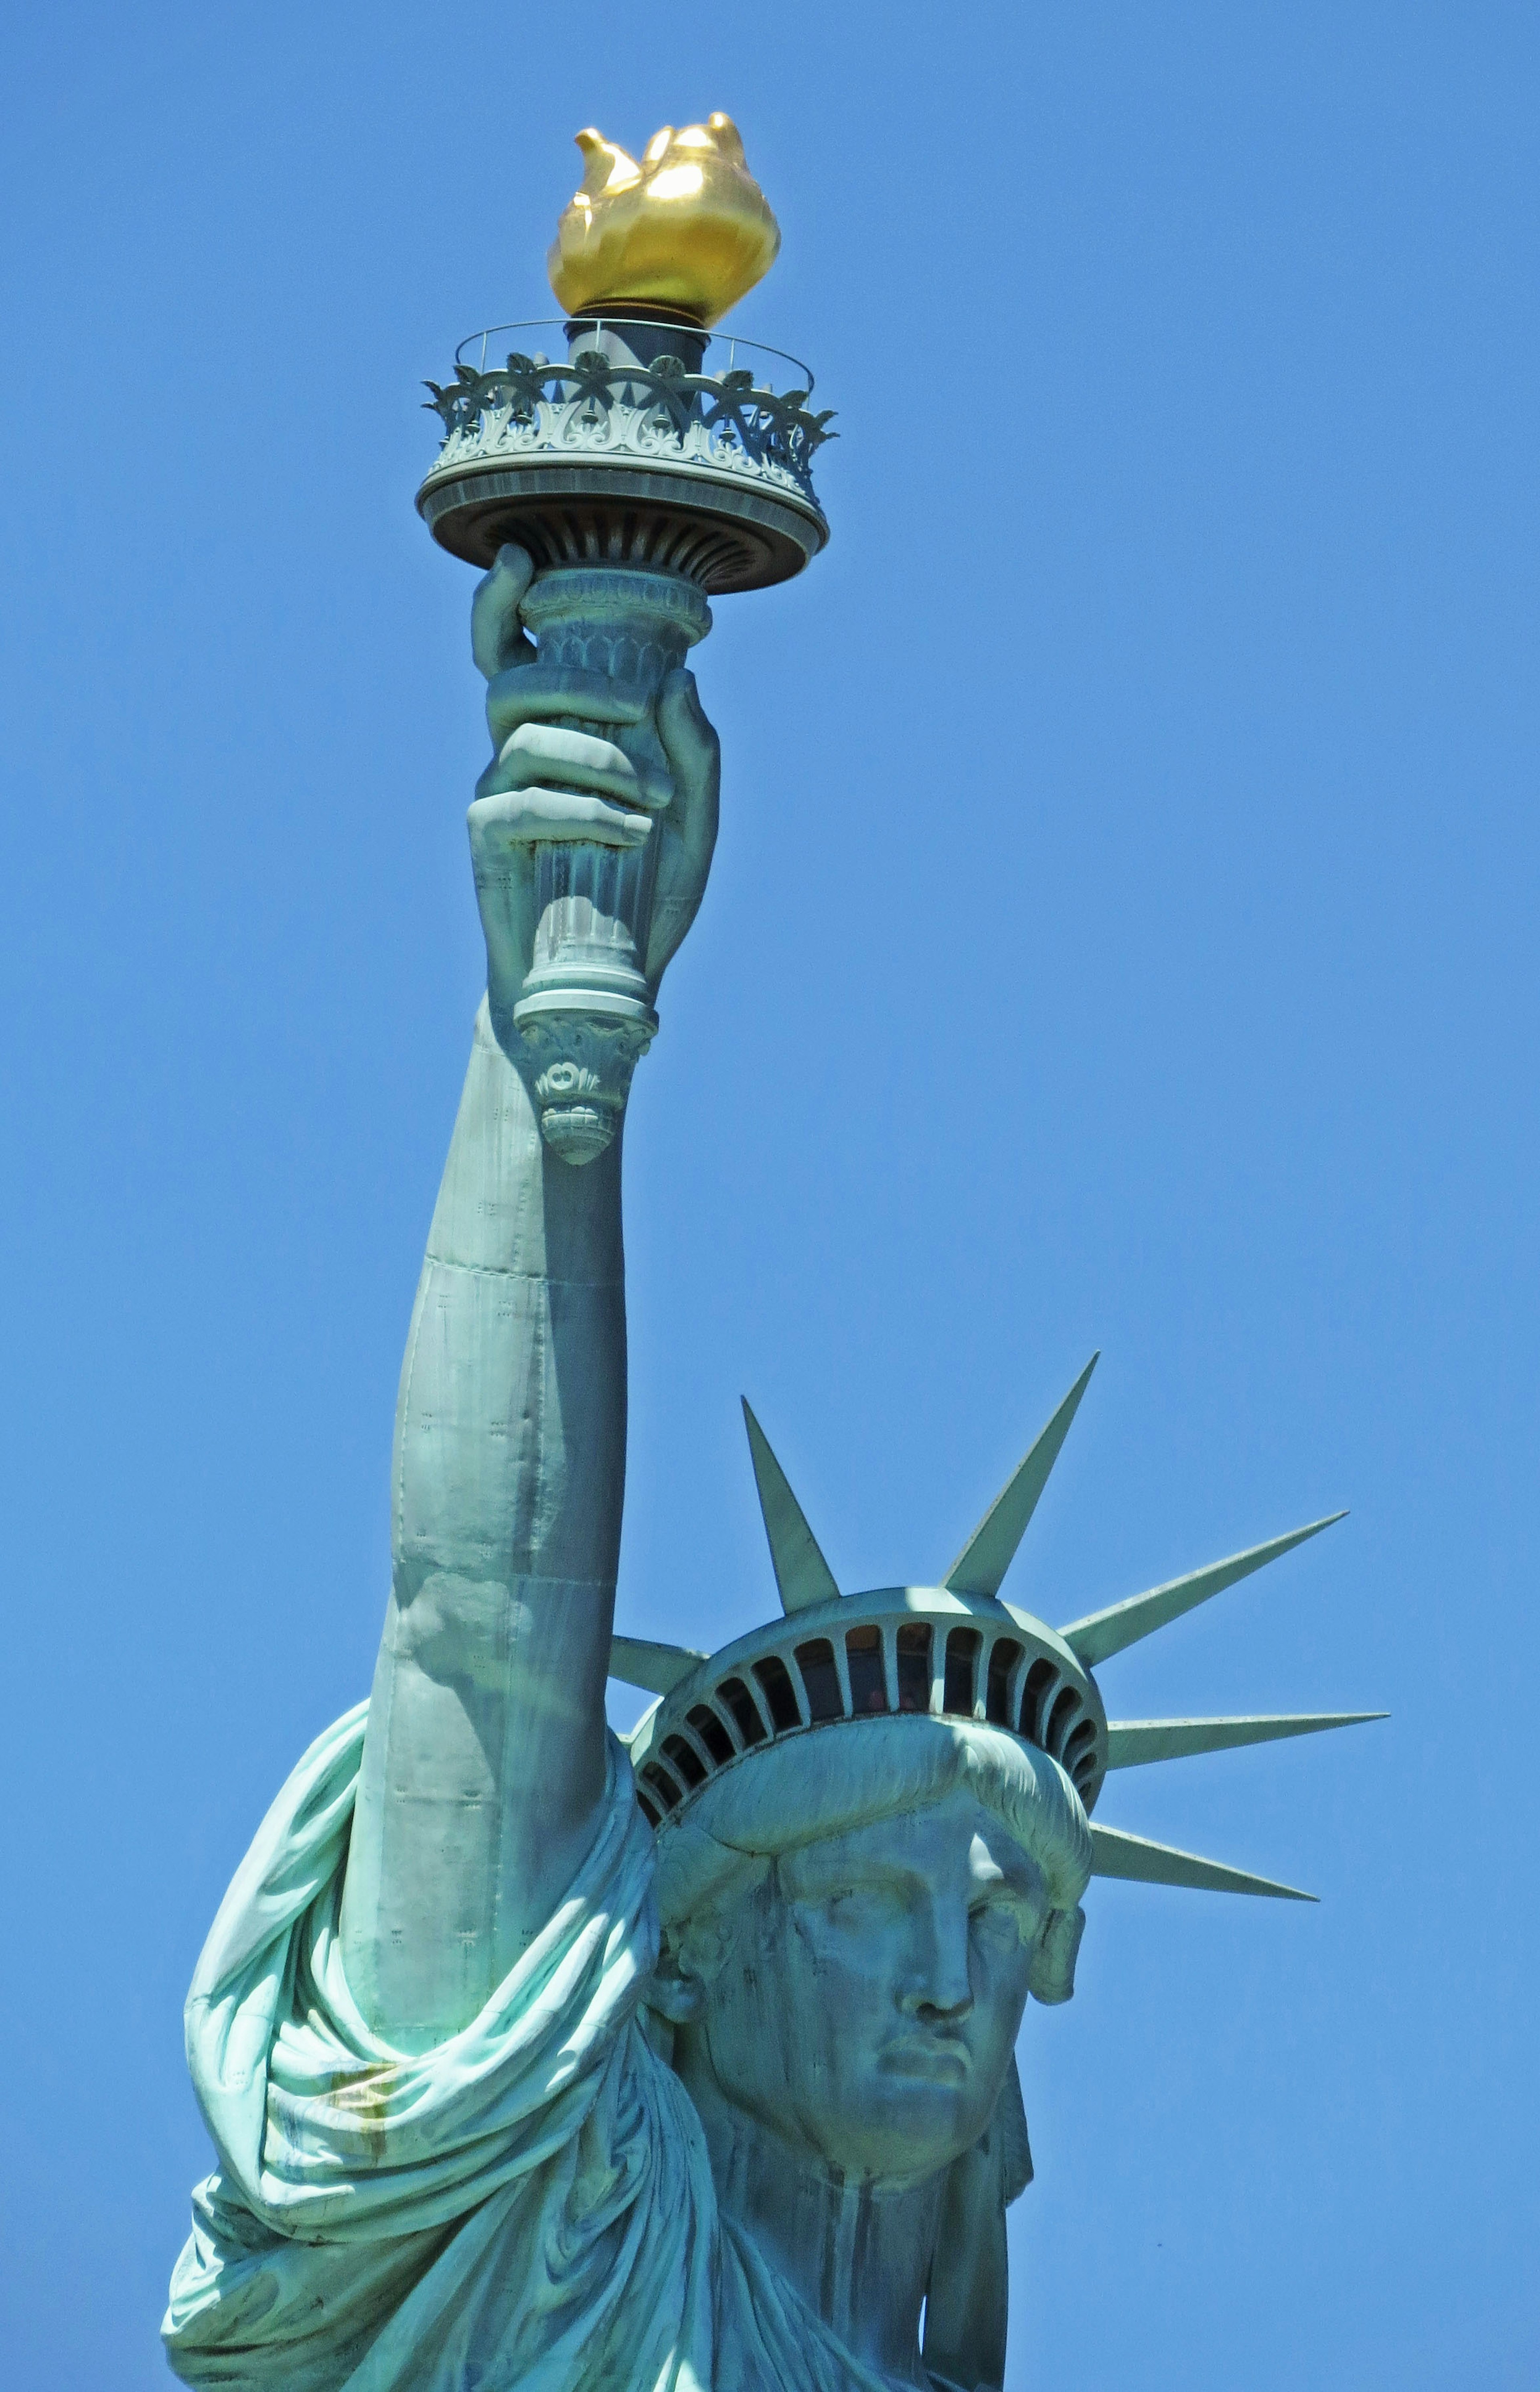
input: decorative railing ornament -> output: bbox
[416,314,832,594]
[424,346,835,513]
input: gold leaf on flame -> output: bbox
[547,113,780,328]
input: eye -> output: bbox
[822,1883,900,1927]
[969,1895,1029,1948]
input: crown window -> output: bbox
[985,1638,1023,1725]
[1063,1716,1098,1785]
[1020,1658,1058,1745]
[687,1704,736,1767]
[794,1638,843,1723]
[716,1675,768,1747]
[944,1627,983,1717]
[640,1761,682,1812]
[895,1622,932,1713]
[1045,1686,1081,1758]
[752,1654,802,1733]
[661,1734,708,1790]
[845,1625,888,1714]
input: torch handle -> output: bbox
[510,566,711,1164]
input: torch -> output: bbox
[416,114,833,1162]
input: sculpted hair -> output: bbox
[650,1712,1093,1945]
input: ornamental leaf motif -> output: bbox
[424,353,836,493]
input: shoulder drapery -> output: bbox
[163,1708,898,2392]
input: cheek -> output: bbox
[701,1910,835,2097]
[969,1927,1035,2044]
[705,1912,886,2110]
[779,1907,891,2054]
[788,1909,920,2053]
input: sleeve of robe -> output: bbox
[163,1706,727,2392]
[162,1710,902,2392]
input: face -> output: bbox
[671,1788,1048,2185]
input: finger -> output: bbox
[471,545,535,681]
[486,663,651,745]
[495,723,672,810]
[656,668,720,786]
[642,670,721,990]
[650,674,717,880]
[469,787,654,850]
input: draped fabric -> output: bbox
[162,1708,905,2392]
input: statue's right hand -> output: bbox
[466,545,670,1043]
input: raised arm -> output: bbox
[340,548,718,2050]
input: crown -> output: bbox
[614,1359,1381,1901]
[547,114,781,326]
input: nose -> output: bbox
[897,1901,974,2022]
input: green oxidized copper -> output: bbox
[623,1378,1368,1905]
[163,121,1382,2392]
[418,306,831,1162]
[420,330,833,586]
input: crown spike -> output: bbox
[1106,1711,1386,1769]
[609,1634,707,1696]
[742,1399,841,1614]
[944,1355,1099,1599]
[1090,1822,1317,1901]
[1059,1511,1347,1667]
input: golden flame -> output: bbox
[547,114,780,328]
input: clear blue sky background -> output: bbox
[1,5,1535,2386]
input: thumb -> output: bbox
[471,544,536,681]
[656,668,720,808]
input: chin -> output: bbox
[823,2071,990,2177]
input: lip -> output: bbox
[879,2035,973,2082]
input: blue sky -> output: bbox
[1,4,1536,2385]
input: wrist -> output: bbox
[483,983,525,1067]
[430,1002,623,1270]
[515,994,654,1169]
[478,986,649,1172]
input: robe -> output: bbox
[163,1706,950,2392]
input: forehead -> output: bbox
[778,1787,1040,1896]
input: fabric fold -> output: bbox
[164,1710,900,2392]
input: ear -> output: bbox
[641,1948,707,2027]
[1027,1904,1086,2006]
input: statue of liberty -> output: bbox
[163,117,1376,2392]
